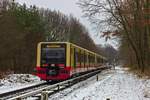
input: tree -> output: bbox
[0,1,103,73]
[0,2,45,73]
[78,0,150,72]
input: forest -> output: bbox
[0,0,115,76]
[0,0,149,76]
[79,0,150,74]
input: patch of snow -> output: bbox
[49,66,150,100]
[1,66,150,100]
[0,74,43,94]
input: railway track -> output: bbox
[0,67,107,100]
[0,82,55,100]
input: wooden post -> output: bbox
[57,85,60,91]
[68,81,70,86]
[41,91,48,100]
[96,74,98,81]
[17,98,22,100]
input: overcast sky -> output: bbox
[15,0,117,47]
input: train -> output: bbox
[36,42,107,81]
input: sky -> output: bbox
[15,0,118,48]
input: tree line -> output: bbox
[79,0,150,73]
[0,0,103,74]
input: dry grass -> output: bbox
[127,66,150,79]
[0,70,14,79]
[0,71,6,79]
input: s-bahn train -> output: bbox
[36,42,107,81]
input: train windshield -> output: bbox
[41,48,65,64]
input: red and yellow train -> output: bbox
[36,42,107,81]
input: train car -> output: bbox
[36,42,107,81]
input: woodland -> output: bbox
[0,0,116,76]
[1,0,148,77]
[79,0,150,74]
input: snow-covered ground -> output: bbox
[49,66,150,100]
[0,74,42,94]
[0,66,150,100]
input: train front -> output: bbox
[36,42,70,81]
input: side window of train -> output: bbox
[88,55,90,63]
[82,53,84,63]
[97,57,99,63]
[87,54,90,66]
[80,51,82,64]
[87,54,88,63]
[71,46,75,67]
[77,50,81,63]
[91,55,93,63]
[88,54,89,63]
[92,55,94,63]
[89,54,91,63]
[75,48,79,64]
[74,48,76,67]
[80,51,82,63]
[84,52,86,62]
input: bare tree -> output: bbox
[78,0,150,72]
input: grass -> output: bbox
[0,70,14,79]
[124,65,150,79]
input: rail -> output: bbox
[0,67,107,100]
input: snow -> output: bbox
[0,66,150,100]
[0,74,43,94]
[49,66,150,100]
